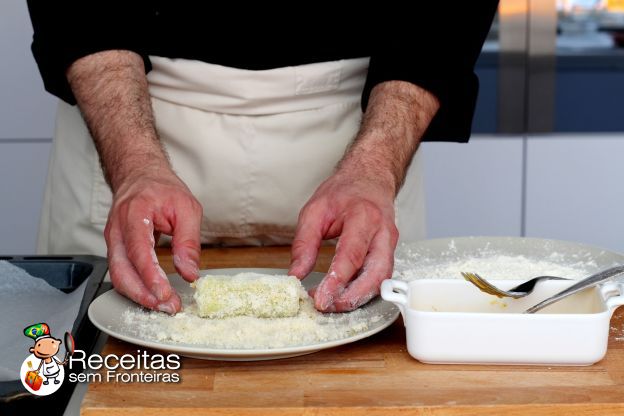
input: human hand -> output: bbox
[105,167,202,314]
[64,51,203,314]
[288,81,438,312]
[288,171,398,312]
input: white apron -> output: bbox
[37,57,426,255]
[42,358,60,377]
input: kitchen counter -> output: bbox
[81,246,624,415]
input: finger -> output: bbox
[331,227,396,312]
[123,213,175,302]
[110,223,182,315]
[288,204,326,279]
[170,201,202,283]
[107,229,159,310]
[157,291,182,315]
[314,205,380,311]
[307,286,317,298]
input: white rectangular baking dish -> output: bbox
[381,278,624,366]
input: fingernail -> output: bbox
[288,259,299,273]
[289,267,306,281]
[153,286,169,302]
[152,267,171,301]
[157,303,176,315]
[317,296,335,312]
[315,277,334,311]
[318,292,334,311]
[173,254,182,268]
[174,255,200,279]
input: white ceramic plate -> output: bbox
[395,236,624,279]
[88,268,399,361]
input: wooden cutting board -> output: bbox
[81,245,624,416]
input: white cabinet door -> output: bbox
[0,142,51,254]
[422,135,524,238]
[525,134,624,253]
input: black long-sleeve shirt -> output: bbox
[27,1,498,142]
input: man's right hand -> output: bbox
[66,50,201,314]
[105,167,202,314]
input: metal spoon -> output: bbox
[524,265,624,314]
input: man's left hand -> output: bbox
[288,80,440,312]
[288,170,398,312]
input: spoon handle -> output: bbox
[524,265,624,314]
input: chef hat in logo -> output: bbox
[23,323,51,341]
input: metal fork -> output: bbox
[461,272,569,299]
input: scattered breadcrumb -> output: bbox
[122,284,384,349]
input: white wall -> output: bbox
[421,136,524,238]
[0,1,56,254]
[423,134,624,254]
[525,134,624,252]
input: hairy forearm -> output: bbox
[66,50,170,192]
[338,81,440,195]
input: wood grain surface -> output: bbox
[81,246,624,415]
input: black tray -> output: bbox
[0,255,109,415]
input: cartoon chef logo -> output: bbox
[20,323,74,396]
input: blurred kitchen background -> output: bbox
[1,0,624,254]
